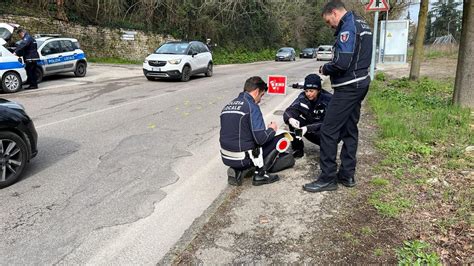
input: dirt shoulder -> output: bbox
[170,104,405,264]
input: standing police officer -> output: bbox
[303,0,373,192]
[283,74,332,158]
[14,28,39,89]
[220,76,294,186]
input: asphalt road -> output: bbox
[0,59,324,264]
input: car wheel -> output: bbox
[1,72,22,93]
[0,131,28,188]
[293,56,296,61]
[181,65,191,82]
[74,62,87,77]
[35,67,44,83]
[205,63,213,77]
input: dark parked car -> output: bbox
[275,47,296,61]
[0,98,38,188]
[299,48,316,58]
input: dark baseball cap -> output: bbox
[304,74,322,90]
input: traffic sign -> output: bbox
[366,0,390,11]
[267,75,287,95]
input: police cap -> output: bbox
[304,74,322,90]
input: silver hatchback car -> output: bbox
[275,47,296,61]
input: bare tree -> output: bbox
[409,0,429,80]
[453,0,474,107]
[56,0,68,22]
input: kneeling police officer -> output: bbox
[220,76,294,186]
[283,74,332,158]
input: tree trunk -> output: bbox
[409,0,429,80]
[453,0,474,108]
[56,0,68,22]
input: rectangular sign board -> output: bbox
[267,75,287,95]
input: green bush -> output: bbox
[212,48,276,65]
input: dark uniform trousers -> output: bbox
[318,82,369,182]
[25,60,38,87]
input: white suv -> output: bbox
[143,41,213,82]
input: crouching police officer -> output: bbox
[283,74,332,158]
[14,28,40,89]
[220,76,295,186]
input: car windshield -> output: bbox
[36,40,45,48]
[278,48,291,53]
[155,42,189,54]
[319,46,332,51]
[303,48,313,52]
[0,28,11,40]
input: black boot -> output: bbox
[227,167,243,186]
[252,171,279,186]
[337,173,356,187]
[303,178,338,192]
[253,149,280,185]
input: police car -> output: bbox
[34,35,87,82]
[0,23,27,93]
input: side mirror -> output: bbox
[192,52,198,57]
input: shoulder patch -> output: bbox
[340,31,350,43]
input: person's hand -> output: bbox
[301,126,307,136]
[268,121,278,131]
[288,118,300,129]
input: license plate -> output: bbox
[152,67,161,72]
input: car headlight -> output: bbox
[144,59,148,64]
[168,59,182,64]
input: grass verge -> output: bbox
[407,45,459,61]
[367,72,473,263]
